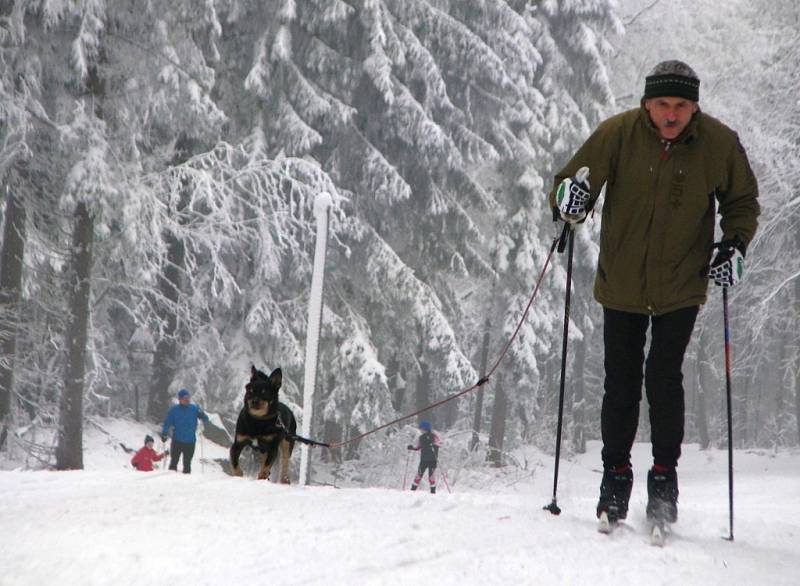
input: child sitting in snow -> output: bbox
[407,421,442,493]
[131,435,167,471]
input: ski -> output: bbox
[597,512,670,545]
[649,519,667,547]
[597,511,617,534]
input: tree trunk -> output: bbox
[796,353,800,446]
[571,332,587,454]
[147,136,195,421]
[322,418,342,464]
[470,323,490,451]
[55,202,94,470]
[55,55,106,470]
[773,334,785,449]
[795,278,800,446]
[414,362,431,426]
[739,372,753,448]
[0,181,27,450]
[487,374,507,467]
[388,359,405,411]
[147,229,185,421]
[695,330,710,449]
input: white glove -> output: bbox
[708,245,744,288]
[556,166,591,223]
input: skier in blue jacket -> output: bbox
[161,388,209,474]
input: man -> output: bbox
[549,60,759,527]
[407,421,442,493]
[161,388,209,474]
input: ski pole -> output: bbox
[722,287,734,541]
[403,451,411,490]
[544,222,574,516]
[200,428,205,475]
[162,437,168,470]
[441,468,452,494]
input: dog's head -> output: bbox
[244,365,282,417]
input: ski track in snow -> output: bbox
[0,421,797,586]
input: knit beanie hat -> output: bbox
[419,420,432,432]
[144,434,154,445]
[177,388,190,399]
[644,60,700,102]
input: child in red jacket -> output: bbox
[131,435,166,471]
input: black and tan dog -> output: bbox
[230,366,297,482]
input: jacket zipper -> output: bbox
[645,141,673,314]
[660,140,672,161]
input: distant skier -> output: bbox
[407,421,441,493]
[130,435,167,472]
[161,388,210,474]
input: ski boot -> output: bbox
[646,465,678,524]
[596,464,633,531]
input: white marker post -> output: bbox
[299,192,333,486]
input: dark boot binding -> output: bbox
[596,465,633,522]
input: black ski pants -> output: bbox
[169,439,196,473]
[412,461,437,488]
[600,305,699,470]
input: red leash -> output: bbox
[326,233,561,450]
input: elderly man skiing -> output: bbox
[549,60,759,534]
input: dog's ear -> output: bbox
[251,364,257,379]
[269,368,282,391]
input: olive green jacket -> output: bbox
[550,105,759,315]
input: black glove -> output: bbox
[164,450,170,456]
[407,445,414,450]
[161,435,168,443]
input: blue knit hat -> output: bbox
[177,389,190,399]
[419,421,432,432]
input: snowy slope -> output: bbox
[0,418,797,586]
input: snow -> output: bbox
[1,418,797,585]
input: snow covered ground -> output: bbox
[0,418,797,586]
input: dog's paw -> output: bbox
[232,467,243,477]
[280,477,290,485]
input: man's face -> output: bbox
[179,396,190,405]
[644,96,698,141]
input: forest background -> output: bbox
[0,0,797,473]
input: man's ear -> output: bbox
[269,368,282,390]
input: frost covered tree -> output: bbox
[0,52,31,448]
[721,0,800,447]
[0,0,235,464]
[213,0,621,455]
[1,0,625,470]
